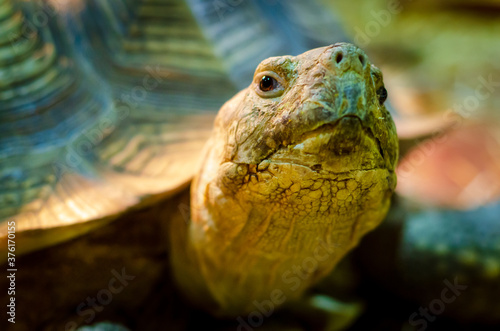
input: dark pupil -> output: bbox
[260,76,274,91]
[377,86,387,104]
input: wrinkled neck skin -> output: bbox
[169,44,398,316]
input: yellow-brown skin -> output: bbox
[169,43,398,316]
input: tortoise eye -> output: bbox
[376,86,388,104]
[259,76,276,92]
[254,71,285,98]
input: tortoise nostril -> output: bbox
[329,44,367,73]
[335,52,343,64]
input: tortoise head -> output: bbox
[218,43,398,173]
[171,43,398,316]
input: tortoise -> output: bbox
[0,0,392,329]
[1,0,499,330]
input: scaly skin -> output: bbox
[169,43,398,316]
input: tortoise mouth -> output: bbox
[266,116,386,174]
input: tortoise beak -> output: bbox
[337,79,368,119]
